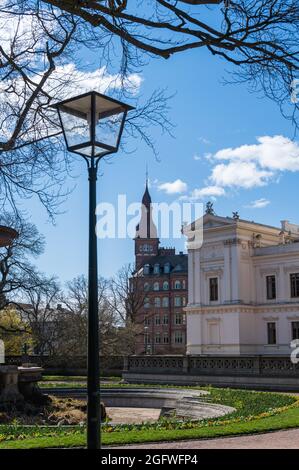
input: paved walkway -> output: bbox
[111,428,299,449]
[107,407,161,425]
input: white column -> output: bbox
[223,243,231,303]
[194,250,201,304]
[231,243,240,302]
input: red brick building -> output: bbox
[133,181,187,355]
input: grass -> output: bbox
[0,387,299,449]
[41,375,120,382]
[39,376,121,388]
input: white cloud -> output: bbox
[245,198,271,209]
[158,179,188,194]
[48,63,142,99]
[0,63,142,141]
[199,136,211,145]
[193,154,201,161]
[190,186,225,199]
[205,135,299,191]
[211,161,274,189]
[213,135,299,172]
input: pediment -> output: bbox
[203,214,236,229]
[183,213,236,234]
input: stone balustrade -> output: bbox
[123,355,299,391]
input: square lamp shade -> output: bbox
[51,91,134,158]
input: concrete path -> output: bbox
[107,407,161,425]
[111,428,299,449]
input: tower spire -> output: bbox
[145,163,149,188]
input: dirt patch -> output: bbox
[0,396,87,425]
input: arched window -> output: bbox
[162,297,169,307]
[174,280,181,290]
[154,297,161,308]
[153,282,159,291]
[144,297,150,308]
[144,282,150,291]
[163,281,169,290]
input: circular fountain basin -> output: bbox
[101,388,235,421]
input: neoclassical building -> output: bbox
[185,205,299,356]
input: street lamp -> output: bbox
[51,91,134,449]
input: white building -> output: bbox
[185,209,299,356]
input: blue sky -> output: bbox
[24,36,299,283]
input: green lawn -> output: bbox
[0,387,298,449]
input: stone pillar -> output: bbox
[0,366,23,402]
[123,356,129,372]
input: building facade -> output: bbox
[133,181,187,355]
[185,205,299,356]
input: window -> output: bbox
[144,317,151,326]
[163,333,169,344]
[291,273,299,298]
[144,297,150,308]
[174,313,182,325]
[174,280,181,289]
[292,322,299,340]
[174,331,184,344]
[143,264,150,275]
[174,296,181,307]
[163,281,169,290]
[144,333,151,345]
[163,314,169,325]
[155,333,161,344]
[154,297,161,308]
[266,275,276,300]
[182,297,186,306]
[162,297,169,307]
[153,282,159,291]
[267,322,276,345]
[209,277,218,301]
[154,263,160,274]
[144,282,150,292]
[164,263,171,274]
[208,322,220,345]
[155,314,160,325]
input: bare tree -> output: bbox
[34,0,299,127]
[0,213,45,313]
[0,3,173,216]
[58,274,141,356]
[17,276,61,356]
[59,275,116,356]
[109,264,145,324]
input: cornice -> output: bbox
[185,302,299,315]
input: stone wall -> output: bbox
[123,355,299,391]
[5,356,123,376]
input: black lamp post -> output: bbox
[51,91,134,449]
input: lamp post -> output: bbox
[51,91,134,449]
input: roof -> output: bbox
[140,253,188,274]
[142,182,152,207]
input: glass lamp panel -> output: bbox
[59,108,91,150]
[95,111,125,150]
